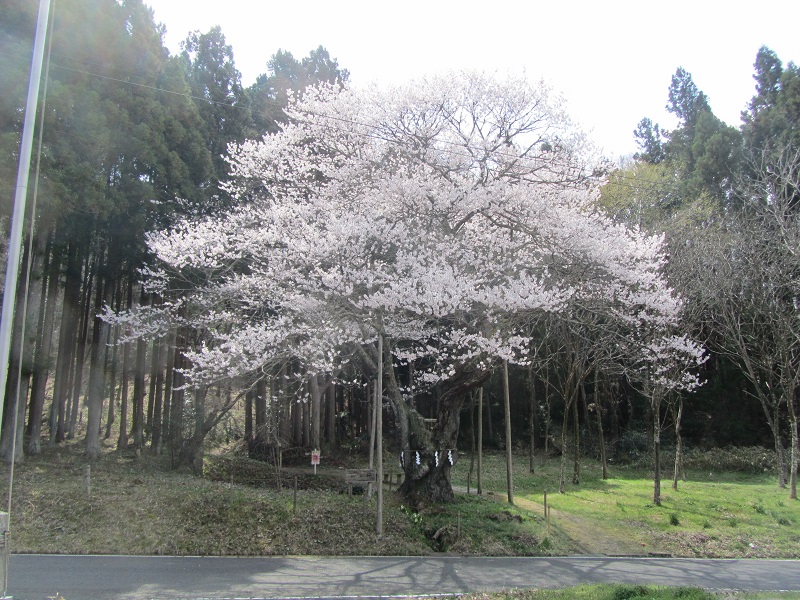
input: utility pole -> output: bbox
[0,6,53,599]
[0,0,52,442]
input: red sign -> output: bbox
[311,450,321,466]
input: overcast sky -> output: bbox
[143,0,799,158]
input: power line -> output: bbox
[2,47,247,110]
[49,62,243,109]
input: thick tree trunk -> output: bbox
[477,387,483,495]
[150,336,165,454]
[160,338,175,449]
[179,386,208,473]
[116,283,133,450]
[245,388,253,447]
[168,341,185,464]
[310,374,322,450]
[672,398,684,491]
[146,335,161,438]
[0,240,34,460]
[775,429,788,489]
[278,363,291,446]
[51,244,80,445]
[392,346,489,505]
[559,366,580,494]
[292,382,302,446]
[130,288,148,449]
[594,373,608,480]
[28,239,60,454]
[104,318,119,440]
[582,380,594,449]
[326,376,336,446]
[787,393,798,500]
[85,271,111,460]
[652,394,663,506]
[1,380,28,463]
[572,385,581,485]
[177,385,241,473]
[558,396,569,494]
[302,388,310,447]
[469,390,476,489]
[368,380,377,479]
[543,365,551,456]
[259,378,270,456]
[1,239,37,462]
[68,250,94,440]
[485,386,495,445]
[131,335,147,449]
[116,341,131,449]
[248,377,268,459]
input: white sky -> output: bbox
[143,0,799,158]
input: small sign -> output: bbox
[311,449,321,474]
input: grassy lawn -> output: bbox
[449,450,800,558]
[0,442,797,559]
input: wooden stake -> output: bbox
[477,388,483,495]
[376,334,384,536]
[503,360,514,505]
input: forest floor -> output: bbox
[0,441,797,558]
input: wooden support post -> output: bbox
[376,334,384,535]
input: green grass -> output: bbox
[454,587,800,600]
[1,442,798,558]
[449,450,800,558]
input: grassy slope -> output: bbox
[1,442,797,558]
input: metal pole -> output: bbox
[1,3,52,598]
[0,0,52,441]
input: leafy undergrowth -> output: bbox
[450,450,800,558]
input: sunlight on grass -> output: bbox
[2,443,798,558]
[450,450,800,558]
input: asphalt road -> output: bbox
[6,554,800,600]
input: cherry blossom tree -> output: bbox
[131,73,697,504]
[624,331,707,505]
